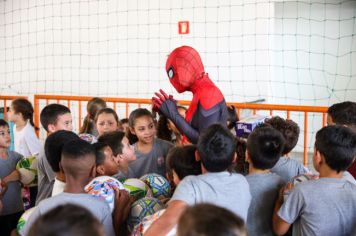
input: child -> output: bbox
[23,139,129,236]
[127,108,173,178]
[177,203,247,236]
[80,97,107,136]
[327,101,356,179]
[36,104,73,205]
[44,130,80,196]
[28,204,104,236]
[95,108,122,137]
[265,116,309,182]
[0,119,24,235]
[245,126,286,236]
[273,125,356,236]
[157,106,187,146]
[145,124,251,236]
[93,142,120,176]
[166,145,201,187]
[120,118,129,134]
[7,98,41,157]
[97,131,136,177]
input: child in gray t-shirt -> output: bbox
[245,126,286,236]
[273,125,356,236]
[127,108,173,178]
[23,139,130,236]
[265,116,310,182]
[0,119,24,235]
[144,124,251,236]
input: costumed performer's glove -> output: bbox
[152,89,178,119]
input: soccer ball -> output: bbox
[16,156,38,186]
[78,133,97,144]
[17,206,37,234]
[140,173,171,200]
[131,209,177,236]
[128,197,165,230]
[85,176,125,212]
[124,178,153,200]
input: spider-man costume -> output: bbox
[153,46,228,144]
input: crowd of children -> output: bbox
[0,98,355,236]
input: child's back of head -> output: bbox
[40,104,72,132]
[28,203,104,236]
[177,203,247,236]
[197,124,236,172]
[315,125,356,173]
[45,130,80,173]
[61,139,96,181]
[166,145,201,185]
[247,126,285,170]
[327,101,356,128]
[265,116,299,155]
[9,98,37,129]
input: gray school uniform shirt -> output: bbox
[35,146,55,205]
[22,192,115,236]
[128,138,173,178]
[0,151,23,215]
[246,173,285,236]
[278,178,356,236]
[271,157,309,182]
[171,171,251,221]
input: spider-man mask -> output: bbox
[165,46,205,93]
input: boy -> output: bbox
[23,139,130,236]
[145,124,251,236]
[93,142,121,176]
[97,131,136,178]
[28,204,104,236]
[266,116,309,182]
[327,101,356,179]
[273,125,356,236]
[36,104,73,205]
[44,130,80,196]
[177,203,247,236]
[0,119,23,235]
[245,126,285,236]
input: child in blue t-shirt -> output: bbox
[0,119,24,235]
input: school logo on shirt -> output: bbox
[157,156,165,167]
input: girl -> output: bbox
[128,108,173,178]
[95,108,122,137]
[8,98,41,157]
[157,106,187,146]
[79,97,107,136]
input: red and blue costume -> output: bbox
[153,46,228,144]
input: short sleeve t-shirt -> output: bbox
[129,138,173,178]
[246,173,285,236]
[171,171,251,221]
[23,192,115,236]
[14,121,41,157]
[36,146,56,205]
[278,178,356,236]
[271,157,309,183]
[0,151,24,215]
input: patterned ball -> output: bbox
[124,178,153,200]
[140,173,171,200]
[128,197,164,230]
[131,209,176,236]
[85,176,125,212]
[16,156,38,186]
[78,133,98,144]
[17,207,37,234]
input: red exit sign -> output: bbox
[178,21,190,34]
